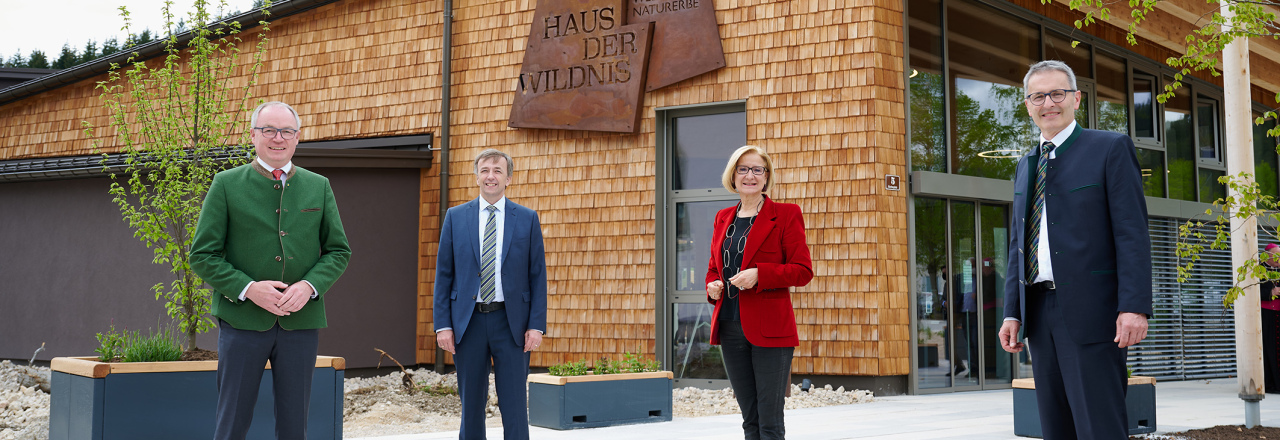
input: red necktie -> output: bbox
[272,169,284,180]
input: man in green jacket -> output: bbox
[191,101,351,440]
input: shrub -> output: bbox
[121,326,184,363]
[548,359,590,376]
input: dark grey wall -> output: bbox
[0,177,173,360]
[0,167,420,369]
[311,167,419,368]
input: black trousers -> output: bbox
[1026,288,1128,440]
[720,320,794,440]
[214,319,319,440]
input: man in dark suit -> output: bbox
[434,149,547,440]
[998,60,1153,439]
[191,101,352,440]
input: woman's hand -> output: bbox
[707,280,725,300]
[729,268,759,290]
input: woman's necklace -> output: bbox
[721,197,763,299]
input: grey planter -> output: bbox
[527,371,673,430]
[1012,376,1156,437]
[48,356,345,440]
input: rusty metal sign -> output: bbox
[509,0,655,133]
[627,0,725,91]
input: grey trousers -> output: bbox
[214,319,319,440]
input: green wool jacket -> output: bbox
[190,160,352,331]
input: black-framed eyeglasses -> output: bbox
[736,166,769,176]
[1025,89,1077,106]
[254,127,299,140]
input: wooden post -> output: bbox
[1223,1,1265,427]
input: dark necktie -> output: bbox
[272,169,284,180]
[480,205,498,304]
[1027,141,1055,281]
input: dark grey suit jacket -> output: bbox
[1003,126,1154,344]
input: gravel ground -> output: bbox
[0,362,874,439]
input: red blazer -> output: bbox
[705,196,814,347]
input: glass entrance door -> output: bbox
[915,197,1024,391]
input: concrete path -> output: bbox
[350,379,1280,440]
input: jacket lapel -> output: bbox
[502,201,517,267]
[741,196,777,269]
[464,199,481,266]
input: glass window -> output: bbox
[946,0,1039,180]
[1136,148,1166,198]
[909,0,946,173]
[1133,74,1157,139]
[1096,52,1128,135]
[1165,82,1196,201]
[671,112,747,190]
[1196,97,1221,163]
[949,201,978,387]
[915,197,949,389]
[1254,116,1279,198]
[675,201,727,292]
[1199,169,1226,203]
[1045,32,1092,79]
[671,303,726,380]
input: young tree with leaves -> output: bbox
[85,0,273,350]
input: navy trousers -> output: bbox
[1026,288,1128,440]
[214,319,319,440]
[455,306,530,440]
[719,320,794,440]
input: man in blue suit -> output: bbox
[435,149,548,440]
[998,60,1153,439]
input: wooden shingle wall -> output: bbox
[426,0,912,376]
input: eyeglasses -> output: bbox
[1024,89,1077,106]
[736,166,769,176]
[254,127,299,140]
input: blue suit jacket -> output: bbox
[433,198,548,345]
[1003,126,1154,344]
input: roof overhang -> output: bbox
[0,0,344,107]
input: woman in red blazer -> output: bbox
[705,145,814,440]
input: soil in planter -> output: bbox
[181,347,218,361]
[1134,425,1280,439]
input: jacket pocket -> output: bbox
[1069,183,1101,192]
[301,208,322,212]
[1090,269,1117,275]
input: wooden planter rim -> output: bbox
[1012,376,1156,389]
[527,371,673,386]
[50,356,345,379]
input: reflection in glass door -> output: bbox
[915,197,1022,391]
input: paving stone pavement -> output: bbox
[351,379,1280,440]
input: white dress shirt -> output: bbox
[478,197,507,303]
[1033,120,1077,284]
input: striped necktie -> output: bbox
[1027,141,1055,281]
[480,205,498,304]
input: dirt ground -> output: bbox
[1136,425,1280,439]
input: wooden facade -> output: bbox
[4,0,1280,381]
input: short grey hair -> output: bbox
[474,149,514,174]
[1023,60,1077,91]
[250,101,302,129]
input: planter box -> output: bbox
[917,344,939,367]
[1012,376,1156,437]
[49,356,345,440]
[527,371,673,430]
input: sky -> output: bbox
[0,0,258,63]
